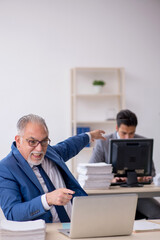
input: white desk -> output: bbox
[86,184,160,198]
[46,221,160,240]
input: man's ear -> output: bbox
[15,135,21,148]
[116,125,118,131]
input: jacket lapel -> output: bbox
[46,145,77,184]
[11,142,44,192]
[46,145,70,172]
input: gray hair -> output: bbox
[17,114,49,136]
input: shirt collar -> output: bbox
[116,132,120,139]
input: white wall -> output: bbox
[0,0,160,172]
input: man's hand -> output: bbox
[137,176,152,183]
[111,176,152,184]
[46,188,75,206]
[90,129,106,142]
[111,177,127,183]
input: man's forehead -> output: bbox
[118,124,136,132]
[23,122,48,135]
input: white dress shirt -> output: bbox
[30,158,72,223]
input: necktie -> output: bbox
[37,164,70,222]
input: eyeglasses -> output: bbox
[25,138,51,147]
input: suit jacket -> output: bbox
[89,132,156,176]
[0,133,88,223]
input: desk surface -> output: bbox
[46,221,160,240]
[85,184,160,198]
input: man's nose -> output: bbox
[126,134,133,139]
[35,142,43,151]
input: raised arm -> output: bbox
[50,130,106,162]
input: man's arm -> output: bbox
[137,159,156,183]
[51,130,106,162]
[89,139,107,163]
[151,160,156,177]
[0,183,46,221]
[0,163,48,222]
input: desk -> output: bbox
[46,221,160,240]
[86,184,160,198]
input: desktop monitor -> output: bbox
[108,138,153,187]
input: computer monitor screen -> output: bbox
[108,138,153,187]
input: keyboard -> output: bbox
[111,179,152,186]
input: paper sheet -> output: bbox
[133,220,160,232]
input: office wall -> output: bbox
[0,0,160,172]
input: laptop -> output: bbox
[58,194,138,238]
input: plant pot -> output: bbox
[93,85,103,94]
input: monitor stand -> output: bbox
[121,171,143,187]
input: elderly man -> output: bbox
[0,114,105,223]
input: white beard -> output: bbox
[27,151,45,165]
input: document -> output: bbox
[133,220,160,232]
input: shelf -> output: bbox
[70,67,125,176]
[73,67,124,72]
[72,93,122,97]
[72,120,116,124]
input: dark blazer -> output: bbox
[89,132,156,176]
[0,134,88,223]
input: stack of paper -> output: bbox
[77,163,113,189]
[0,219,46,240]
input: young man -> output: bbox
[90,109,160,219]
[0,114,105,223]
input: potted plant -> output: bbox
[92,80,106,93]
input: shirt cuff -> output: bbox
[85,132,91,142]
[41,194,51,210]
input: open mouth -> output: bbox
[27,151,45,165]
[30,151,44,162]
[32,153,43,159]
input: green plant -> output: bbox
[92,80,105,86]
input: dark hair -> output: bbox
[116,109,138,127]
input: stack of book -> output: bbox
[77,162,113,189]
[0,219,46,240]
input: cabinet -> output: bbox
[70,67,125,176]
